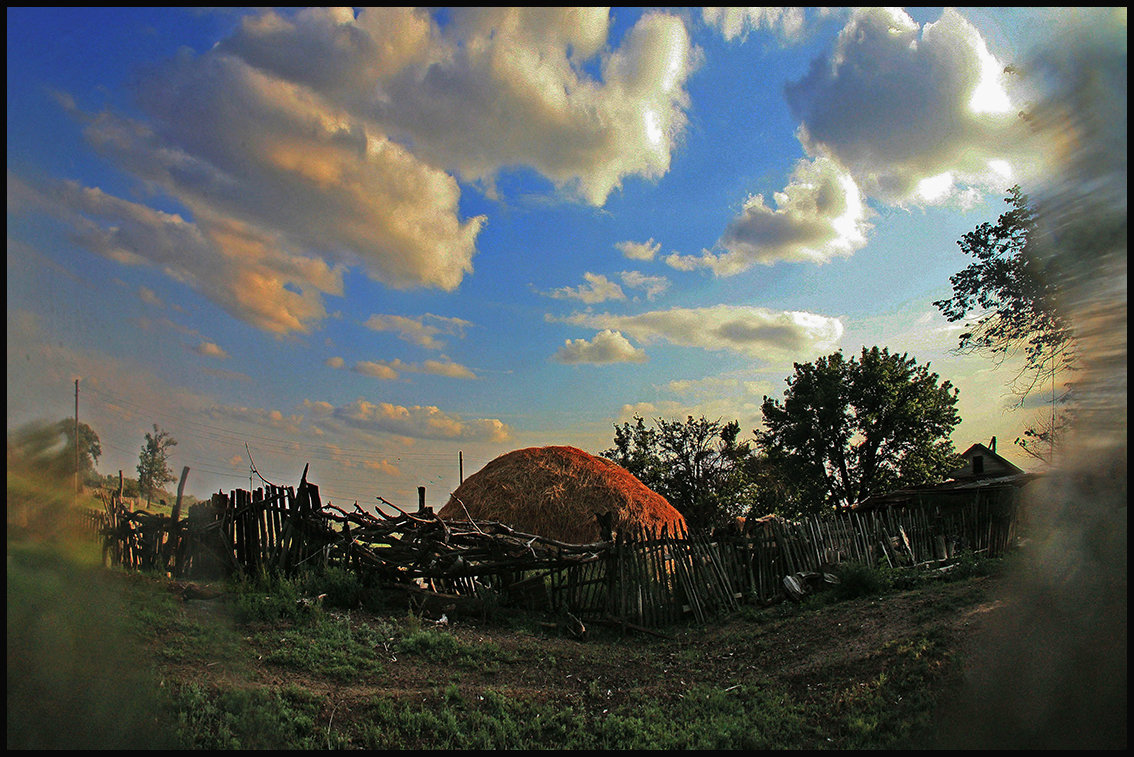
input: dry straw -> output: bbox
[439,446,685,544]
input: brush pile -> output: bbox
[438,445,686,544]
[323,498,608,583]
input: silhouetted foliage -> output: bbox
[137,425,177,506]
[604,415,755,531]
[757,347,962,513]
[934,186,1075,403]
[7,419,102,485]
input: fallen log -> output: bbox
[384,582,494,620]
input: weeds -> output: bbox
[831,561,892,601]
[397,626,511,672]
[252,613,387,682]
[171,682,342,749]
[812,551,1008,606]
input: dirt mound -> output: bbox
[438,445,685,544]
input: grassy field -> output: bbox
[6,475,1124,749]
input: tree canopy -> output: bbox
[137,425,177,505]
[7,419,101,485]
[603,415,754,531]
[934,186,1076,402]
[934,186,1081,464]
[756,347,962,513]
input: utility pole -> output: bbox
[1051,351,1057,465]
[459,450,464,485]
[74,379,80,496]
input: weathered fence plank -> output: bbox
[94,472,1021,628]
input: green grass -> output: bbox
[6,547,979,749]
[396,626,512,672]
[826,634,956,749]
[7,548,971,750]
[8,473,1001,750]
[170,682,343,749]
[6,542,177,749]
[251,613,390,682]
[352,681,857,749]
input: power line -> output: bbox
[83,383,464,462]
[77,383,477,501]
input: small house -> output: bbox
[948,438,1025,480]
[855,438,1036,557]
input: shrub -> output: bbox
[831,561,891,601]
[230,569,313,623]
[301,565,366,610]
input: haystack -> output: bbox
[438,445,686,544]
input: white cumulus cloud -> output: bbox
[784,7,1027,205]
[420,358,478,380]
[9,176,345,335]
[346,356,477,380]
[352,360,403,380]
[620,270,671,300]
[616,238,662,261]
[553,329,648,364]
[331,398,510,442]
[546,272,626,304]
[193,341,229,359]
[702,7,809,43]
[369,8,699,205]
[363,313,472,350]
[15,8,701,336]
[561,305,843,363]
[667,156,870,273]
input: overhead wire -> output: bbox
[79,382,471,499]
[84,383,464,462]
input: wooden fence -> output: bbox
[90,472,1021,629]
[94,471,333,579]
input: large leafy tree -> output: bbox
[934,186,1077,463]
[7,419,101,484]
[757,347,962,513]
[738,451,809,522]
[604,415,755,531]
[137,425,177,506]
[934,186,1076,402]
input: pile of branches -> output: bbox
[322,497,610,583]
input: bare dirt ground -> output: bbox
[163,572,1007,746]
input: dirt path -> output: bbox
[172,574,1004,716]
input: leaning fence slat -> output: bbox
[93,467,1024,629]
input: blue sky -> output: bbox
[7,7,1125,507]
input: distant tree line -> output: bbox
[605,186,1068,529]
[7,419,182,508]
[604,347,963,529]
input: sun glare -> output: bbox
[644,107,664,147]
[916,172,955,203]
[968,44,1012,114]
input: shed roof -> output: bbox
[949,442,1026,480]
